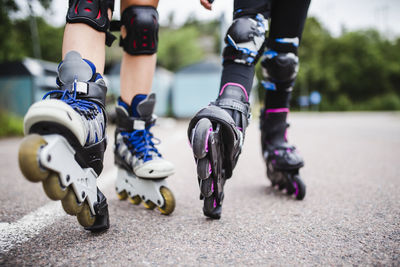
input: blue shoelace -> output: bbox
[42,79,101,116]
[122,126,161,162]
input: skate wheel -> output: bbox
[197,158,211,180]
[116,190,128,200]
[18,134,49,182]
[129,195,142,205]
[200,178,213,198]
[77,202,96,227]
[143,200,156,210]
[192,118,212,159]
[158,187,175,215]
[42,173,68,200]
[293,175,306,200]
[61,188,83,215]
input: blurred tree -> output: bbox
[256,16,400,111]
[0,0,56,62]
[158,24,210,71]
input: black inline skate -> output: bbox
[260,109,306,200]
[18,51,109,231]
[188,84,250,219]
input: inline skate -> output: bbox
[188,84,250,219]
[18,51,109,231]
[260,109,306,200]
[114,93,175,215]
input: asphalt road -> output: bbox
[0,112,399,266]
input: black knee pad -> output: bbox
[222,14,267,66]
[261,50,299,91]
[67,0,114,32]
[120,6,159,55]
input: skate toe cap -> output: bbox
[135,159,175,178]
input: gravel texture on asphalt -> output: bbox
[1,113,399,266]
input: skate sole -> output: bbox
[115,168,175,215]
[19,134,100,229]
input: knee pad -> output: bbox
[261,50,299,91]
[120,6,159,55]
[223,14,267,66]
[67,0,114,32]
[67,0,115,45]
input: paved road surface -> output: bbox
[0,112,399,266]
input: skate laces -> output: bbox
[123,125,161,162]
[43,79,101,116]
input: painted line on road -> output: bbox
[0,168,117,254]
[0,125,187,254]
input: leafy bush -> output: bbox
[0,111,24,137]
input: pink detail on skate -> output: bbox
[211,181,214,192]
[265,108,289,114]
[85,8,91,12]
[96,9,101,19]
[284,129,288,142]
[274,150,279,155]
[219,83,249,102]
[213,198,217,208]
[209,163,212,174]
[204,127,212,152]
[293,182,299,196]
[286,148,292,153]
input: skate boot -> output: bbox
[114,94,175,215]
[188,84,250,219]
[18,51,109,232]
[260,109,306,200]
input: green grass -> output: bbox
[0,111,24,137]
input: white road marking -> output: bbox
[0,168,117,254]
[0,123,187,254]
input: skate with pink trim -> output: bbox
[188,84,250,219]
[260,108,306,200]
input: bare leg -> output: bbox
[62,10,112,74]
[120,0,159,104]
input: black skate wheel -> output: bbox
[42,173,68,201]
[197,158,211,180]
[61,188,83,215]
[203,196,221,219]
[158,186,175,215]
[200,177,213,198]
[292,175,306,200]
[192,119,213,159]
[19,134,49,182]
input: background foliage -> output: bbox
[1,0,400,111]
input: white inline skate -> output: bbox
[114,93,175,215]
[18,51,109,231]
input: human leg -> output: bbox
[260,0,311,199]
[114,0,175,215]
[188,0,270,219]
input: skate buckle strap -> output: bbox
[75,81,88,94]
[133,120,145,130]
[213,99,250,119]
